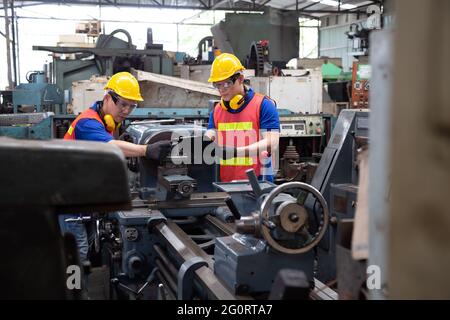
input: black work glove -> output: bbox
[145,140,172,161]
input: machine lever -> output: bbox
[246,169,263,197]
[224,197,242,220]
[111,267,158,300]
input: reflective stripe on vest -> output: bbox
[220,157,254,166]
[63,108,108,140]
[217,122,253,131]
[214,93,264,182]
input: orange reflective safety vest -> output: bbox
[214,93,265,182]
[64,108,112,140]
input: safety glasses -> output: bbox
[212,74,240,90]
[109,91,138,111]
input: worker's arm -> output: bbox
[236,130,279,157]
[205,110,217,142]
[108,140,146,157]
[109,139,172,160]
[237,96,280,157]
[74,119,167,158]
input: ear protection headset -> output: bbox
[220,94,246,111]
[217,73,247,111]
[103,114,121,132]
[97,101,121,132]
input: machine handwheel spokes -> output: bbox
[259,182,329,255]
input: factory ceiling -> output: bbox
[4,0,383,18]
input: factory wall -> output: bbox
[318,2,394,72]
[319,13,362,72]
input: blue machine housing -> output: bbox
[214,235,314,295]
[0,112,54,140]
[104,208,164,300]
[108,209,155,280]
[126,123,216,192]
[213,180,316,295]
[13,72,64,114]
[125,123,218,217]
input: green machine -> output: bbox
[33,28,174,93]
[211,7,299,73]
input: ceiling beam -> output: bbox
[257,0,271,10]
[197,0,208,8]
[3,0,382,15]
[5,0,266,11]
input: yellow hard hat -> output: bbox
[104,72,144,101]
[208,53,245,83]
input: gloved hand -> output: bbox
[145,140,172,161]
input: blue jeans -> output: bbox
[260,156,274,182]
[58,214,89,263]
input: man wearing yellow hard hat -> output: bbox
[64,71,170,159]
[62,71,170,270]
[205,53,280,183]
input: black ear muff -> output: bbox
[103,114,116,132]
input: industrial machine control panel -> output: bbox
[279,115,324,137]
[351,62,370,108]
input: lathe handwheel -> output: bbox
[259,182,329,254]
